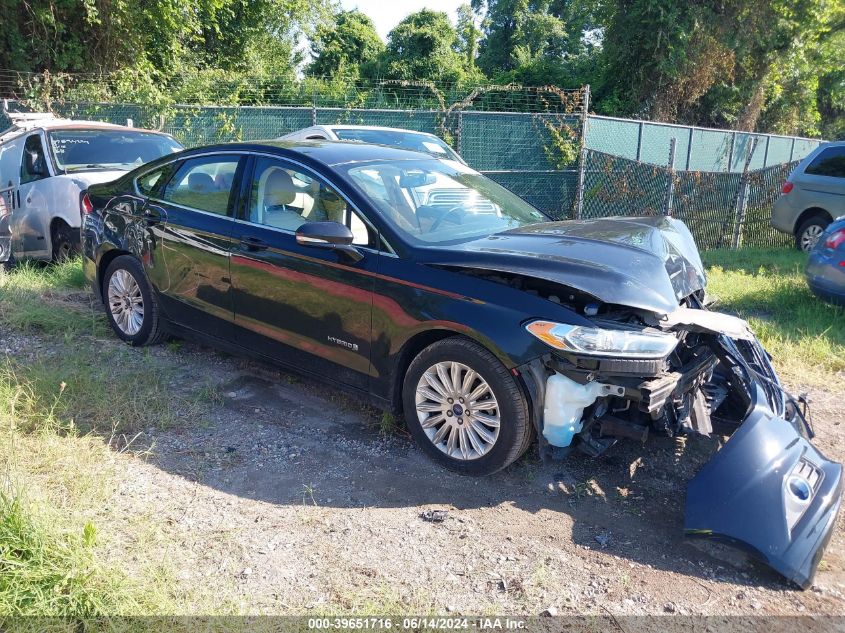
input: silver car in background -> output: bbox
[279,125,466,164]
[771,141,845,251]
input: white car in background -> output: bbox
[0,112,182,262]
[278,125,466,165]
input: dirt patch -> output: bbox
[4,323,845,616]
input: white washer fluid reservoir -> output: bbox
[543,373,607,447]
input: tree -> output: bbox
[473,0,601,80]
[596,0,841,134]
[373,9,476,82]
[0,0,331,80]
[456,4,482,69]
[307,10,384,78]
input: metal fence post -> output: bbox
[575,85,590,219]
[727,131,737,172]
[663,138,677,216]
[789,137,796,162]
[636,121,644,161]
[456,110,464,156]
[731,137,759,249]
[311,88,318,126]
[685,127,693,170]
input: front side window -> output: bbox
[20,134,49,184]
[247,157,375,247]
[160,156,240,216]
[805,146,845,178]
[343,159,547,244]
[48,129,183,173]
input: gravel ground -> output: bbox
[4,325,845,617]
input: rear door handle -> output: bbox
[240,236,269,251]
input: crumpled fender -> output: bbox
[685,383,842,588]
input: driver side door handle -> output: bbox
[240,236,269,251]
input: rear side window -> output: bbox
[160,156,240,215]
[805,146,845,178]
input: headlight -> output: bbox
[526,320,678,359]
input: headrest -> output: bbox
[264,169,297,207]
[188,172,215,192]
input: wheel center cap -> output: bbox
[452,403,464,416]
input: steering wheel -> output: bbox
[429,205,465,232]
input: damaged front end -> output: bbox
[519,303,842,589]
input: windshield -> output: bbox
[48,129,183,172]
[344,159,547,244]
[333,128,463,162]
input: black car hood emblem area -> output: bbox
[425,216,707,315]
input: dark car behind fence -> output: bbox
[0,80,820,251]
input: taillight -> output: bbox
[81,192,94,216]
[782,182,794,194]
[823,229,845,250]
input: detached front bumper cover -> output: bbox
[685,341,842,589]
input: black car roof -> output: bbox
[188,139,438,167]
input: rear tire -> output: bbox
[402,337,533,476]
[51,221,80,262]
[795,216,830,252]
[103,255,166,347]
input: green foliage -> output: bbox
[308,10,384,78]
[0,0,327,86]
[703,248,845,388]
[0,492,129,616]
[597,0,843,136]
[373,10,481,83]
[1,0,841,137]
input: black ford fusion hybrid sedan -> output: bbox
[82,140,840,588]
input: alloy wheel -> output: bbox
[800,224,824,251]
[108,269,144,336]
[414,361,500,460]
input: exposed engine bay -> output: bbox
[502,274,840,591]
[437,216,841,589]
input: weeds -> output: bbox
[703,248,845,388]
[0,492,138,616]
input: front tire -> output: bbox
[796,216,829,252]
[103,255,166,346]
[402,337,533,476]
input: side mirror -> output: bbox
[295,221,362,262]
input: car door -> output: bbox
[799,146,845,217]
[13,133,53,258]
[230,154,378,390]
[148,153,245,338]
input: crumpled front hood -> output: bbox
[424,216,706,315]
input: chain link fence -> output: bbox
[581,149,797,249]
[0,73,822,251]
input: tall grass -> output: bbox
[703,248,845,388]
[0,259,215,618]
[0,259,102,337]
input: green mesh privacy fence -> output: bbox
[0,91,818,250]
[586,115,821,172]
